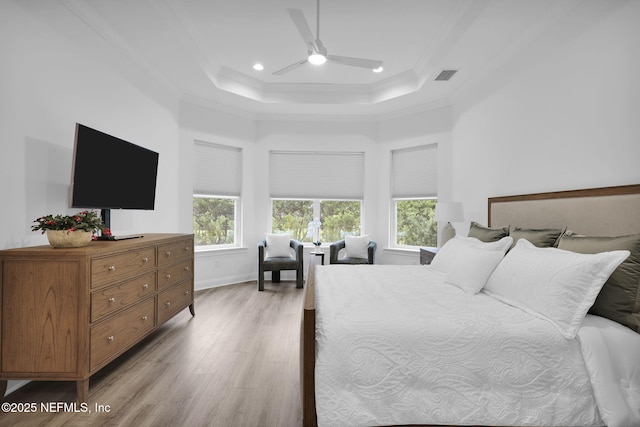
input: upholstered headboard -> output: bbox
[488,184,640,236]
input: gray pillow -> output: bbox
[509,227,566,248]
[558,233,640,333]
[467,221,509,242]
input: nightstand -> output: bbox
[420,247,438,265]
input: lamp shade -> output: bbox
[434,202,464,222]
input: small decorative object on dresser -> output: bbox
[31,210,111,248]
[45,229,93,248]
[0,233,194,403]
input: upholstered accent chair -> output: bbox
[329,239,377,265]
[258,238,304,291]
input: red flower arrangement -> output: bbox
[32,211,111,239]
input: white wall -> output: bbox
[0,1,182,251]
[451,0,640,230]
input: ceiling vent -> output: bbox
[434,69,458,81]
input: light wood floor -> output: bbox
[1,281,304,427]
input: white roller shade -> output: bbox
[392,144,437,198]
[269,151,364,199]
[193,141,242,196]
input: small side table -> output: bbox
[419,247,438,265]
[310,251,325,265]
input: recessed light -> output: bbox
[253,63,264,71]
[373,66,383,73]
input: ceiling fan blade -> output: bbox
[287,8,317,52]
[272,58,309,76]
[327,55,383,70]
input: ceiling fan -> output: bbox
[273,0,383,76]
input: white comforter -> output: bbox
[314,265,639,427]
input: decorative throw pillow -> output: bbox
[509,226,566,248]
[345,235,370,259]
[483,239,630,339]
[430,235,513,274]
[467,221,509,242]
[444,245,506,294]
[265,233,292,258]
[558,233,640,333]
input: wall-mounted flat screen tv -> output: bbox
[70,123,159,211]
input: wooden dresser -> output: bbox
[0,233,194,402]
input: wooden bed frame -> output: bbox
[300,183,640,427]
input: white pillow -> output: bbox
[430,235,513,274]
[444,245,506,294]
[483,239,630,339]
[345,235,370,259]
[265,233,292,258]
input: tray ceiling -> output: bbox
[57,0,601,118]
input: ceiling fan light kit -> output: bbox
[273,0,383,75]
[308,53,327,65]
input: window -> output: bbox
[391,144,437,248]
[193,142,242,248]
[193,195,237,246]
[394,198,437,247]
[271,199,362,243]
[269,151,364,243]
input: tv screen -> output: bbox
[70,123,159,210]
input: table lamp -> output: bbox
[434,202,464,246]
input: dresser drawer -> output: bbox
[158,258,193,290]
[91,247,156,288]
[90,297,155,371]
[157,280,193,324]
[157,238,193,266]
[91,272,157,322]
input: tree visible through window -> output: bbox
[271,199,313,241]
[395,198,437,247]
[272,199,362,243]
[193,196,236,246]
[319,200,361,242]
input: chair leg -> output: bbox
[258,270,264,291]
[272,271,281,283]
[296,268,303,289]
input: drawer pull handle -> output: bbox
[184,266,190,271]
[107,336,115,342]
[143,257,149,263]
[184,246,189,251]
[108,297,116,303]
[108,265,116,271]
[166,251,172,256]
[184,290,190,295]
[166,274,171,279]
[142,315,148,321]
[165,302,171,307]
[143,284,149,290]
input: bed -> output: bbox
[300,184,640,427]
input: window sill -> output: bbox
[195,246,249,256]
